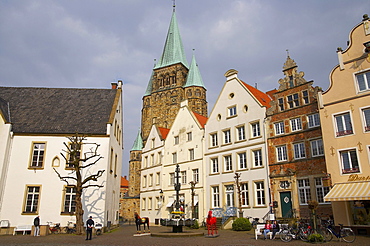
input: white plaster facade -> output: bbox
[204,69,271,220]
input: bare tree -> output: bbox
[54,134,105,234]
[234,172,243,218]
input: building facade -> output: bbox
[0,83,123,229]
[320,14,370,232]
[205,69,272,221]
[266,56,331,219]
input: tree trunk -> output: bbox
[75,187,84,234]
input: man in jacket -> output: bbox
[86,216,94,240]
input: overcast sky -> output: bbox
[1,0,368,177]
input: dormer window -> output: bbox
[228,106,237,117]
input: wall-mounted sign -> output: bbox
[347,174,370,182]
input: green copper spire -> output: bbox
[131,129,143,151]
[144,63,155,96]
[155,11,188,69]
[184,53,206,88]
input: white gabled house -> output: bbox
[205,69,272,222]
[0,83,123,231]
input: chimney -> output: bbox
[111,82,118,89]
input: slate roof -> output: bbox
[0,97,10,122]
[0,87,118,135]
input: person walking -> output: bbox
[33,216,40,236]
[86,216,94,240]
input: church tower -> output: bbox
[141,7,207,143]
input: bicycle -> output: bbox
[95,223,103,236]
[280,221,312,242]
[47,222,61,234]
[65,221,76,234]
[322,220,356,243]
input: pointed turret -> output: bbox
[184,53,206,89]
[154,11,188,69]
[131,129,143,151]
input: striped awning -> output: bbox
[324,181,370,202]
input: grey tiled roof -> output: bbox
[0,97,10,122]
[0,87,118,135]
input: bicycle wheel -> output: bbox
[341,228,356,243]
[96,229,101,236]
[298,229,310,242]
[322,229,333,242]
[280,231,293,242]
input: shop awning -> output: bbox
[324,181,370,202]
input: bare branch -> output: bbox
[53,168,77,185]
[82,184,104,189]
[82,170,105,185]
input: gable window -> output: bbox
[210,133,218,147]
[311,139,324,157]
[187,132,192,141]
[253,149,263,167]
[315,178,330,204]
[335,112,353,137]
[251,122,261,138]
[290,117,302,132]
[302,90,309,104]
[362,108,370,131]
[255,182,265,206]
[298,179,311,205]
[63,186,76,214]
[172,152,177,164]
[174,136,179,145]
[278,98,284,111]
[211,158,219,174]
[30,143,45,168]
[308,113,320,128]
[212,186,220,208]
[356,71,370,92]
[23,186,40,214]
[241,183,249,206]
[275,122,285,135]
[151,138,155,149]
[293,142,306,159]
[340,149,360,174]
[276,145,287,162]
[287,93,299,108]
[238,152,247,169]
[224,155,232,172]
[236,126,245,141]
[189,149,195,161]
[223,129,231,144]
[228,106,237,117]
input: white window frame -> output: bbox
[210,133,218,147]
[315,177,330,204]
[298,179,311,205]
[356,70,370,92]
[181,171,187,184]
[276,145,287,162]
[30,143,46,168]
[362,107,370,132]
[223,129,231,144]
[290,117,302,132]
[192,169,199,183]
[225,185,235,207]
[212,186,220,208]
[251,121,261,138]
[255,181,265,206]
[275,121,285,135]
[241,183,249,207]
[211,158,219,174]
[228,106,237,117]
[335,112,353,137]
[236,125,245,141]
[189,149,195,161]
[311,139,324,157]
[308,113,320,128]
[238,152,247,169]
[293,142,306,159]
[340,149,360,174]
[23,186,41,213]
[253,149,263,167]
[169,173,175,185]
[224,155,232,172]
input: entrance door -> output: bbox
[280,191,292,218]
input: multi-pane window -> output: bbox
[253,149,263,167]
[356,71,370,92]
[172,152,177,164]
[275,122,285,135]
[311,139,324,157]
[340,149,360,174]
[362,108,370,131]
[169,173,175,185]
[290,117,302,131]
[335,113,353,136]
[189,149,195,161]
[192,169,199,183]
[224,155,232,171]
[223,129,231,144]
[238,152,247,169]
[228,106,237,117]
[276,145,287,162]
[181,171,187,184]
[174,136,179,145]
[251,122,261,138]
[187,132,192,141]
[293,142,306,159]
[241,183,249,206]
[236,126,245,141]
[142,175,147,188]
[149,174,153,186]
[255,182,265,206]
[211,158,219,173]
[63,186,76,213]
[212,186,220,208]
[287,93,300,108]
[210,133,218,147]
[302,90,309,104]
[31,143,45,168]
[225,185,235,207]
[315,178,330,204]
[298,179,311,204]
[278,98,284,111]
[308,114,320,128]
[24,186,40,213]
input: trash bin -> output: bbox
[155,219,159,225]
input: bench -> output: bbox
[13,225,32,235]
[254,224,285,240]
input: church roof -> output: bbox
[131,129,143,151]
[154,11,188,69]
[184,54,206,89]
[0,87,118,135]
[144,70,154,96]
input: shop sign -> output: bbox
[347,174,370,182]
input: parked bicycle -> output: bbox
[280,220,312,242]
[95,223,103,236]
[47,221,61,234]
[65,221,76,234]
[322,220,356,243]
